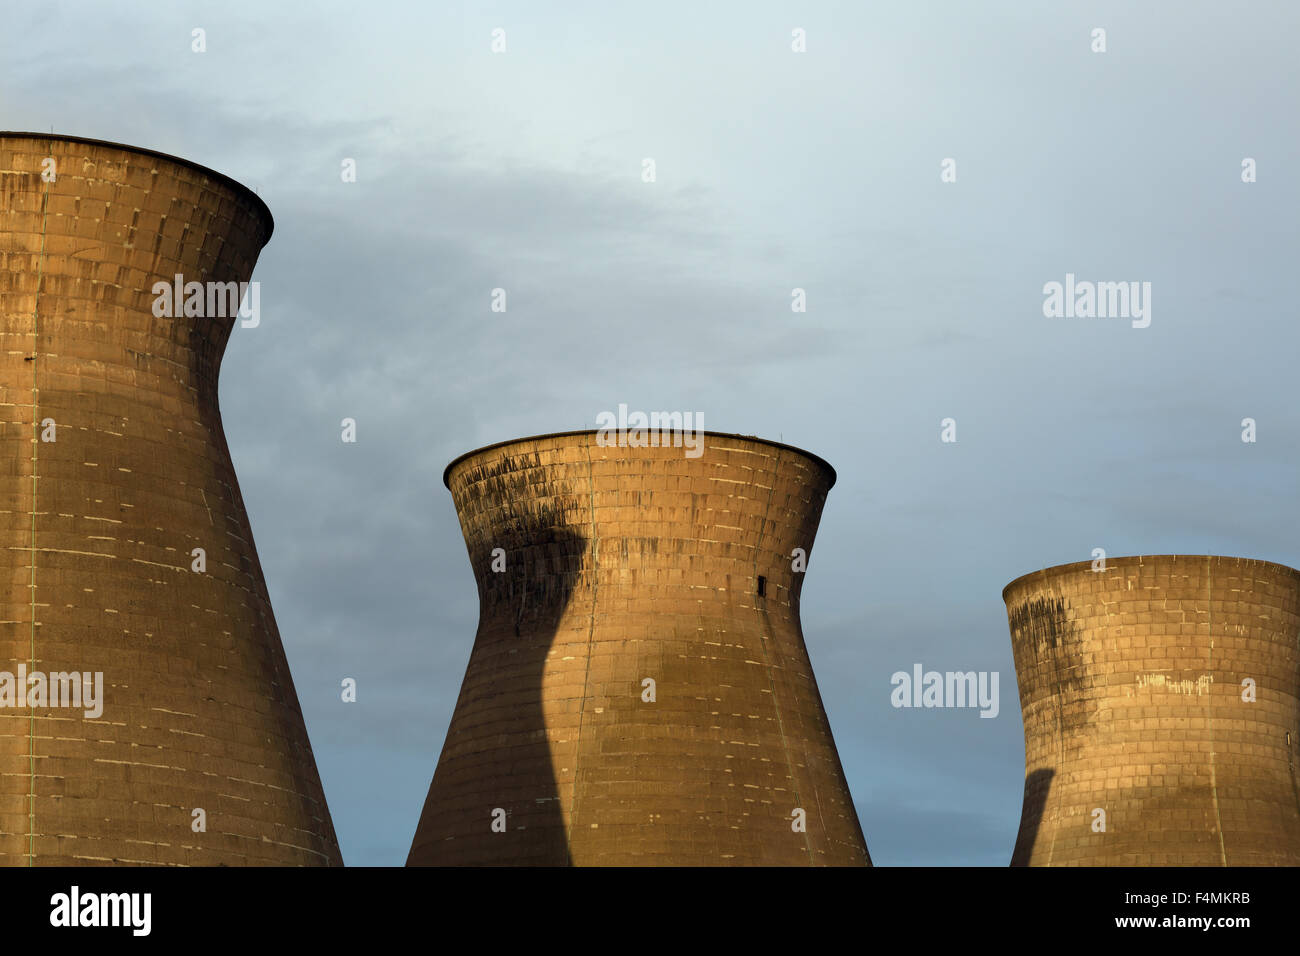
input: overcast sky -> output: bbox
[4,1,1298,865]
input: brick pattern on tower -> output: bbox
[408,430,869,866]
[1005,554,1300,866]
[0,134,341,865]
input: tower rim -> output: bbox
[442,429,836,490]
[0,131,275,244]
[1001,553,1300,603]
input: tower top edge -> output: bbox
[0,131,275,245]
[1001,553,1300,603]
[442,429,837,490]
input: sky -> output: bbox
[3,0,1298,866]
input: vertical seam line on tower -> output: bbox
[28,143,53,867]
[1206,555,1227,865]
[1044,584,1068,867]
[562,438,600,858]
[750,448,814,863]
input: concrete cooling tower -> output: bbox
[0,133,340,865]
[1005,555,1300,866]
[408,430,868,866]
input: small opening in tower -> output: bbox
[757,575,766,597]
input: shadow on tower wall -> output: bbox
[1007,594,1080,867]
[1010,768,1054,866]
[408,469,587,866]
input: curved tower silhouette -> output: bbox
[0,133,340,865]
[1005,554,1300,866]
[409,430,868,865]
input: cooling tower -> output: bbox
[0,133,340,865]
[408,430,868,865]
[1005,554,1300,866]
